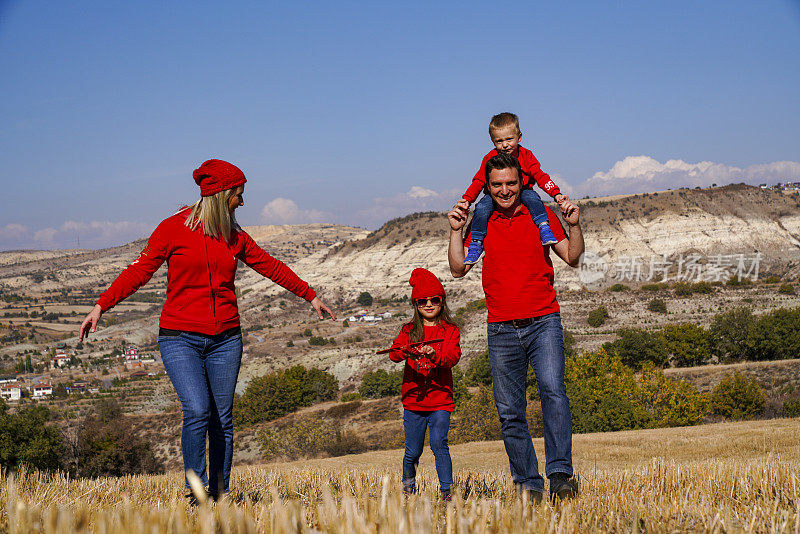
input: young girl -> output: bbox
[388,268,461,499]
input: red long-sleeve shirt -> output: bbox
[462,145,561,203]
[388,322,461,412]
[96,208,316,335]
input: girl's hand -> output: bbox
[416,345,435,356]
[79,305,103,341]
[311,297,337,321]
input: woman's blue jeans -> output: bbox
[487,312,572,492]
[159,329,242,494]
[471,189,549,242]
[403,409,453,492]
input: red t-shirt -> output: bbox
[468,205,566,322]
[96,208,316,335]
[388,322,461,412]
[462,145,561,203]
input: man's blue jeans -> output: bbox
[470,189,549,243]
[487,312,572,492]
[159,329,242,494]
[403,409,453,492]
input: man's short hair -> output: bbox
[484,152,522,183]
[489,112,520,135]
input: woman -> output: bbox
[79,159,335,499]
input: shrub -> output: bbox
[357,292,374,306]
[235,366,339,427]
[709,307,755,363]
[565,350,651,433]
[303,328,313,337]
[340,392,361,402]
[672,282,693,297]
[358,369,402,399]
[648,298,667,314]
[455,298,487,319]
[711,373,766,420]
[635,364,709,427]
[609,283,629,292]
[660,323,712,367]
[691,281,713,294]
[587,305,609,327]
[464,350,492,386]
[784,399,800,417]
[451,368,470,407]
[778,283,794,295]
[325,401,362,419]
[641,283,663,291]
[763,275,781,284]
[258,415,365,461]
[603,328,668,369]
[749,308,800,361]
[450,386,502,443]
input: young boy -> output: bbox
[462,112,568,264]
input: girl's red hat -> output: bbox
[193,159,247,197]
[409,268,445,300]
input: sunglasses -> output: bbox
[414,296,442,307]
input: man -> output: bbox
[447,152,584,503]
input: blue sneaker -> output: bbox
[464,240,484,265]
[538,222,558,246]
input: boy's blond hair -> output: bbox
[489,112,521,135]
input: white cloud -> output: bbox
[352,186,462,228]
[0,220,151,251]
[574,156,800,197]
[260,198,329,225]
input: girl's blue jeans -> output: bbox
[158,328,242,495]
[471,189,548,242]
[403,409,453,492]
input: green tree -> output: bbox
[635,364,709,427]
[709,307,755,363]
[358,369,402,399]
[587,306,609,327]
[450,386,502,443]
[711,373,766,420]
[0,401,64,472]
[357,292,374,307]
[749,308,800,361]
[660,323,712,367]
[464,350,492,386]
[603,328,668,369]
[647,298,668,314]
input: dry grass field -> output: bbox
[3,418,798,533]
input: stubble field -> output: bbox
[3,418,798,533]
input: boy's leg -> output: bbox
[402,409,428,491]
[464,195,494,264]
[520,189,558,245]
[428,410,453,493]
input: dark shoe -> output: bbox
[538,222,558,246]
[441,488,452,502]
[403,484,416,496]
[523,488,543,505]
[549,473,578,502]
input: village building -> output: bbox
[124,346,140,360]
[0,383,21,401]
[31,383,52,398]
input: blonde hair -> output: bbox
[489,112,521,135]
[184,187,240,242]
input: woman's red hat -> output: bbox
[409,268,445,301]
[193,159,247,197]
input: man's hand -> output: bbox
[560,199,580,226]
[78,305,103,341]
[448,200,471,232]
[311,297,337,321]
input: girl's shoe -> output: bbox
[538,222,558,246]
[464,241,484,265]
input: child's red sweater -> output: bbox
[462,145,561,203]
[389,322,461,412]
[96,208,316,335]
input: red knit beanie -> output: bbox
[193,159,247,197]
[409,268,445,300]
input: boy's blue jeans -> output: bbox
[159,329,242,495]
[471,189,549,243]
[487,312,573,492]
[403,409,453,492]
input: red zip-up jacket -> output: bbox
[96,208,316,335]
[462,145,561,203]
[388,322,461,412]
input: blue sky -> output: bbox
[1,0,799,249]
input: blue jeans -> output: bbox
[487,312,572,492]
[159,329,243,494]
[471,189,548,242]
[403,409,453,492]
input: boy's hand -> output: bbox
[554,193,569,205]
